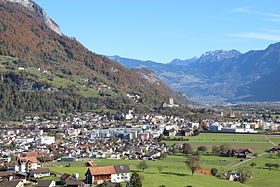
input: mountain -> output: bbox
[169,50,241,66]
[109,44,280,104]
[0,0,191,120]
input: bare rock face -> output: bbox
[4,0,62,35]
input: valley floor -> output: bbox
[43,133,280,187]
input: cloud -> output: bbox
[265,29,280,33]
[261,12,280,18]
[228,33,280,41]
[228,7,251,13]
[228,7,280,21]
[266,18,280,22]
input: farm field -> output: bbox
[163,133,278,149]
[46,154,280,187]
[45,134,280,187]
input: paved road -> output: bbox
[229,152,267,167]
[265,136,277,146]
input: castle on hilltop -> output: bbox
[162,98,179,108]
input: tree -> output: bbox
[197,146,207,153]
[265,163,273,171]
[160,153,167,159]
[129,172,142,187]
[271,164,279,171]
[212,146,220,156]
[159,134,166,141]
[137,160,149,171]
[182,143,193,155]
[250,162,256,168]
[193,129,200,136]
[220,144,231,156]
[185,157,201,176]
[210,168,218,176]
[237,167,252,183]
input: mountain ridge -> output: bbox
[109,43,280,104]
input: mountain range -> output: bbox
[108,43,280,104]
[0,0,192,120]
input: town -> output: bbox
[0,109,279,186]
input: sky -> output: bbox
[35,0,280,63]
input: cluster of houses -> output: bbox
[207,121,280,133]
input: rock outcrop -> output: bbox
[4,0,61,35]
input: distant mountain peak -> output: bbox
[4,0,61,35]
[199,49,241,63]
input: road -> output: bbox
[265,136,277,146]
[229,152,267,167]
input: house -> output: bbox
[5,161,20,172]
[58,157,78,162]
[30,168,51,178]
[85,165,130,184]
[36,136,55,145]
[2,181,24,187]
[0,171,28,183]
[0,171,14,181]
[16,156,38,172]
[269,146,280,153]
[225,171,240,181]
[60,173,84,187]
[85,160,96,167]
[235,149,254,158]
[143,151,161,160]
[34,180,56,187]
[195,170,211,175]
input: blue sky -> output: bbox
[36,0,280,63]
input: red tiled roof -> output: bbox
[86,161,96,167]
[88,166,116,175]
[17,156,37,163]
[195,170,211,175]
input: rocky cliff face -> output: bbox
[4,0,61,35]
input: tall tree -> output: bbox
[129,172,142,187]
[182,143,193,155]
[237,167,252,183]
[185,157,201,176]
[137,160,149,172]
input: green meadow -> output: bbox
[45,133,280,187]
[46,153,280,187]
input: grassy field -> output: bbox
[164,133,277,149]
[46,152,280,187]
[45,134,280,186]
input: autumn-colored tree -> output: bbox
[185,157,201,176]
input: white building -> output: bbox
[36,136,55,145]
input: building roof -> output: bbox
[2,181,23,187]
[0,171,14,177]
[34,180,54,187]
[30,168,51,174]
[195,170,211,175]
[17,156,38,163]
[60,173,73,181]
[114,165,130,174]
[87,165,130,176]
[88,166,116,175]
[85,160,96,167]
